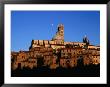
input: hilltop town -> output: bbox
[11,24,100,71]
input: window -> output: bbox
[79,51,80,53]
[66,60,70,63]
[63,53,65,55]
[63,63,65,66]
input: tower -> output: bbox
[83,35,90,45]
[52,24,64,44]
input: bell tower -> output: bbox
[83,35,90,45]
[52,24,64,44]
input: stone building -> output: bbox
[11,24,100,70]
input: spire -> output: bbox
[83,35,89,45]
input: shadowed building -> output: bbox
[11,24,100,70]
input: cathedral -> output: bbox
[11,24,100,70]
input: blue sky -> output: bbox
[11,11,100,51]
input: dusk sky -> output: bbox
[11,11,100,51]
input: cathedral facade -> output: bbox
[11,24,100,70]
